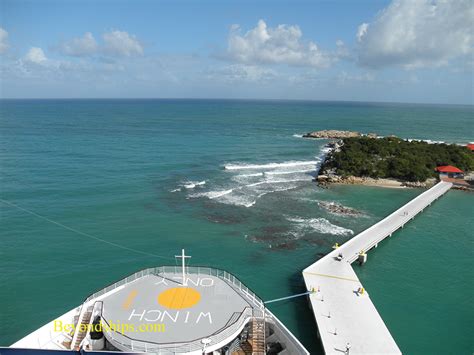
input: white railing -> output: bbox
[101,307,254,353]
[85,266,265,310]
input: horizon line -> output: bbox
[0,97,472,107]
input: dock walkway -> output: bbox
[302,181,452,354]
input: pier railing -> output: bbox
[343,181,452,263]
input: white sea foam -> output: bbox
[228,182,303,208]
[265,168,315,175]
[189,147,329,208]
[293,133,304,138]
[224,160,318,170]
[195,189,234,199]
[287,217,354,236]
[191,177,306,207]
[406,138,446,144]
[170,188,181,192]
[239,172,264,177]
[247,178,311,187]
[182,180,206,189]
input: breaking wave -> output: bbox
[238,172,264,177]
[182,145,331,208]
[224,160,318,170]
[193,189,234,199]
[265,169,315,176]
[287,217,354,236]
[172,180,206,192]
[182,180,206,189]
[190,179,306,207]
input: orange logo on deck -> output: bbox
[158,287,201,309]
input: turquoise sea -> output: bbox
[0,99,473,354]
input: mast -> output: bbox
[175,249,191,286]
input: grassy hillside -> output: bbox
[321,137,474,182]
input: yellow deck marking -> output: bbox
[158,287,201,309]
[303,271,359,283]
[122,290,138,309]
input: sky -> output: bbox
[0,0,473,104]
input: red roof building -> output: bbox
[467,144,474,151]
[435,165,463,173]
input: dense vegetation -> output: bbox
[321,137,474,182]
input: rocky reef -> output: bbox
[318,201,363,216]
[303,130,378,139]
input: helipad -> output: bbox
[91,266,264,353]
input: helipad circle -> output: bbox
[158,287,201,309]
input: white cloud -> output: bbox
[207,64,277,83]
[226,20,333,68]
[356,23,368,43]
[59,32,97,57]
[24,47,47,64]
[337,71,376,84]
[0,27,9,54]
[357,0,474,68]
[103,30,143,57]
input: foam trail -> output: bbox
[225,160,318,170]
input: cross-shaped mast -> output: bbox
[175,249,191,286]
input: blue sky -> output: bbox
[0,0,473,104]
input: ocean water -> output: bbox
[0,99,472,354]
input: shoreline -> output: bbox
[317,175,434,189]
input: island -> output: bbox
[316,136,474,188]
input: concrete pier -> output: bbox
[303,181,452,354]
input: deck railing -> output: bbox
[101,306,254,353]
[84,265,264,310]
